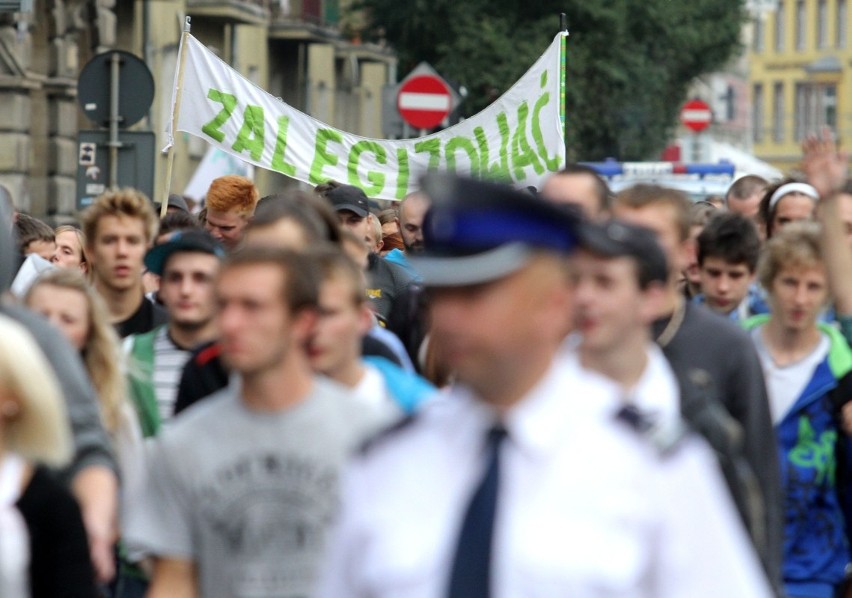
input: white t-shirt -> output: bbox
[751,326,830,425]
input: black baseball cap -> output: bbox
[326,185,370,218]
[408,173,580,287]
[144,230,225,276]
[579,219,668,285]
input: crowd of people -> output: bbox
[1,130,852,597]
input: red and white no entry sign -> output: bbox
[680,99,712,133]
[397,75,453,130]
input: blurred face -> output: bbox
[336,210,370,244]
[25,239,56,260]
[573,251,655,353]
[727,191,763,221]
[771,194,815,235]
[216,264,305,376]
[698,257,755,315]
[381,220,399,236]
[205,209,248,250]
[612,203,688,276]
[398,195,430,253]
[308,276,371,377]
[428,256,572,396]
[26,285,90,351]
[542,173,603,219]
[158,252,220,329]
[87,215,147,292]
[52,230,86,272]
[768,263,828,334]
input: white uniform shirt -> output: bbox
[318,355,772,598]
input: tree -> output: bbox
[357,0,746,160]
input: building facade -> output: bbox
[0,0,395,217]
[749,0,849,172]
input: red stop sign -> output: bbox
[680,99,712,133]
[397,75,452,130]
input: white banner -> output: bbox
[167,33,566,200]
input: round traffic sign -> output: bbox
[397,75,452,130]
[680,99,712,133]
[77,50,155,129]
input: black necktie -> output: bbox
[447,425,507,598]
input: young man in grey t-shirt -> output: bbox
[126,247,389,597]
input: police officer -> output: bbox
[318,174,771,597]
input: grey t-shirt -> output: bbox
[126,377,389,598]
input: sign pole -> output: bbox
[560,13,569,167]
[161,16,192,219]
[108,52,122,189]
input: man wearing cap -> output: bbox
[318,174,772,597]
[125,230,225,432]
[317,181,416,323]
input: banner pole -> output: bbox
[559,13,569,168]
[161,16,192,219]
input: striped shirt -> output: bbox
[152,327,192,424]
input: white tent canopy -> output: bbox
[706,140,783,182]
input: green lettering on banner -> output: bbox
[475,120,510,181]
[413,138,442,171]
[271,116,296,176]
[231,105,266,161]
[395,148,410,200]
[348,141,388,196]
[309,129,344,184]
[201,88,237,143]
[532,71,561,171]
[445,137,480,176]
[511,102,544,180]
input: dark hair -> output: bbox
[15,213,55,253]
[313,179,343,198]
[250,191,340,244]
[158,211,201,239]
[726,175,768,203]
[221,246,321,314]
[550,164,613,211]
[758,177,807,239]
[697,212,761,272]
[312,246,367,305]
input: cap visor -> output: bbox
[578,224,623,257]
[409,243,536,287]
[335,203,368,217]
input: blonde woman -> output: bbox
[25,269,133,445]
[0,313,97,598]
[52,225,88,274]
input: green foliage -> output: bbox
[358,0,746,160]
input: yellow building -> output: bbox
[749,0,849,173]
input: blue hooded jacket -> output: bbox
[745,315,852,598]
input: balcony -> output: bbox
[186,0,271,26]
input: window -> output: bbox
[753,83,765,143]
[796,0,806,50]
[754,16,765,52]
[795,83,837,140]
[839,0,848,48]
[817,0,828,48]
[775,1,785,51]
[773,82,785,142]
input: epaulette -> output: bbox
[614,404,690,458]
[358,414,418,456]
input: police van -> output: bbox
[581,159,736,201]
